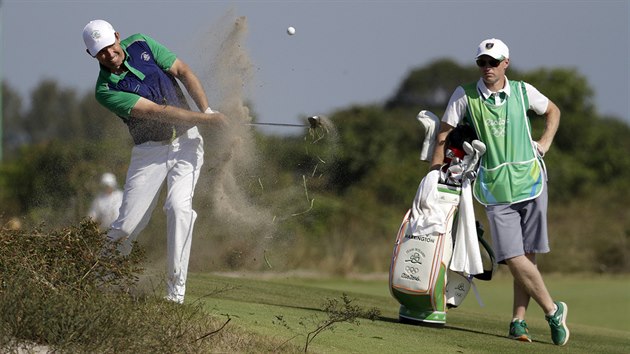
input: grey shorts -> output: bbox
[485,185,550,264]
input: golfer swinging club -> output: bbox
[82,19,228,303]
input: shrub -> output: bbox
[0,220,301,353]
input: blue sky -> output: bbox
[2,0,628,134]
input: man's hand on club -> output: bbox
[204,108,229,128]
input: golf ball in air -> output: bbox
[287,26,296,35]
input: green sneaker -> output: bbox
[508,319,532,342]
[546,301,570,346]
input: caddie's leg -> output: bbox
[509,181,555,316]
[512,253,535,319]
[108,143,169,255]
[164,127,204,303]
[505,254,555,316]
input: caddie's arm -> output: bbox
[168,58,212,113]
[535,99,561,156]
[131,97,228,127]
[430,122,455,171]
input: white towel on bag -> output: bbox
[409,170,445,236]
[449,178,484,275]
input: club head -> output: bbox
[472,140,487,155]
[465,171,478,180]
[307,116,322,129]
[448,164,464,173]
[463,141,474,155]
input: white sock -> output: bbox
[546,303,558,317]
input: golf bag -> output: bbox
[389,121,496,325]
[389,183,460,325]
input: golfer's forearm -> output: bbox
[150,105,212,124]
[131,100,221,125]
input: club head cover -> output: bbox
[472,140,487,155]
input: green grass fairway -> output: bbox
[186,272,629,353]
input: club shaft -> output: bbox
[243,122,308,128]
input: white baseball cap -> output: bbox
[476,38,509,60]
[100,172,117,188]
[83,20,116,57]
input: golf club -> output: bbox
[463,140,486,180]
[243,116,322,129]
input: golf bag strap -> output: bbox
[470,279,484,307]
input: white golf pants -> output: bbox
[107,126,204,303]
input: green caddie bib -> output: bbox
[463,81,543,205]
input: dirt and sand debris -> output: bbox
[190,12,339,270]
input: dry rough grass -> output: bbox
[0,220,302,353]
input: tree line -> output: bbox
[1,59,629,273]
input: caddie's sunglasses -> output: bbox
[476,58,503,68]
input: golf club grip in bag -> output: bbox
[389,183,460,325]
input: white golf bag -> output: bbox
[389,183,460,324]
[389,117,496,325]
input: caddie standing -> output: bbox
[431,38,569,345]
[82,19,228,303]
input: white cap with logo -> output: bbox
[83,19,116,57]
[476,38,509,60]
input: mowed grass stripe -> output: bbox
[266,270,630,331]
[187,272,629,353]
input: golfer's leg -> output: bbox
[505,254,555,315]
[164,129,204,302]
[108,145,168,255]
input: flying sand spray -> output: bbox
[190,14,336,271]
